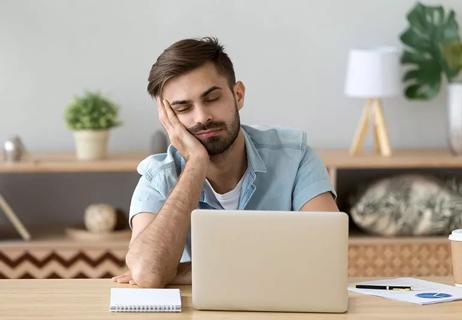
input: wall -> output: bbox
[1,0,461,235]
[2,0,461,152]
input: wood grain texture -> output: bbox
[318,149,462,169]
[0,277,460,319]
[0,152,148,173]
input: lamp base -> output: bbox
[349,98,392,157]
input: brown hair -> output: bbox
[147,37,236,98]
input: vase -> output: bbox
[73,129,109,160]
[448,83,462,155]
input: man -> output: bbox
[112,37,338,288]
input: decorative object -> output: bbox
[350,174,462,236]
[345,47,401,157]
[0,194,31,240]
[65,205,129,241]
[2,135,26,162]
[64,91,121,160]
[84,203,117,233]
[400,2,462,155]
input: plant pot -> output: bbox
[73,130,109,160]
[448,83,462,155]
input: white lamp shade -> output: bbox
[344,47,401,98]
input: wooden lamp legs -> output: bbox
[349,98,392,157]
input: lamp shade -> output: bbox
[344,47,401,98]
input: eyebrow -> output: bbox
[170,86,222,106]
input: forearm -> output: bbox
[170,262,191,285]
[126,157,206,287]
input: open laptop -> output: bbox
[191,210,349,313]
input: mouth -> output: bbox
[195,128,223,139]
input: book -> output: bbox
[109,288,181,312]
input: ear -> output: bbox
[233,81,246,111]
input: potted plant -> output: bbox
[65,91,121,160]
[400,2,462,154]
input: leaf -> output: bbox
[63,91,121,130]
[400,2,461,100]
[442,41,462,70]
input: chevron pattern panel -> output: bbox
[0,248,128,279]
[0,237,452,279]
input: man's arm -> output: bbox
[300,192,339,211]
[124,98,208,288]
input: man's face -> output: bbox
[161,62,245,156]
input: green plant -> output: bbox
[65,91,121,130]
[442,41,462,70]
[400,2,461,100]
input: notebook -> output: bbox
[109,288,181,312]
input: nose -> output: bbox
[193,104,213,125]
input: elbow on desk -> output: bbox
[125,257,168,288]
[129,265,169,288]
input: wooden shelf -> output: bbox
[0,152,149,173]
[3,148,460,173]
[0,148,458,278]
[318,148,462,169]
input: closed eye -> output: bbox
[174,104,192,113]
[204,95,220,103]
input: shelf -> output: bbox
[3,148,460,173]
[0,152,149,173]
[318,149,462,169]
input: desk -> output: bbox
[0,277,461,319]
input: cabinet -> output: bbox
[318,149,460,277]
[0,149,458,278]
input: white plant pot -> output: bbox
[73,130,109,160]
[448,83,462,155]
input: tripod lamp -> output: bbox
[344,47,401,157]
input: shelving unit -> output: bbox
[0,152,147,279]
[0,149,459,278]
[318,148,460,277]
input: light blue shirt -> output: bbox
[129,125,336,262]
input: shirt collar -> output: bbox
[199,126,267,204]
[242,126,267,173]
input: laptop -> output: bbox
[191,210,349,313]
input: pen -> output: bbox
[355,284,413,291]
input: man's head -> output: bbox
[147,37,245,156]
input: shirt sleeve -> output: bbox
[128,159,191,262]
[128,175,165,229]
[292,145,336,211]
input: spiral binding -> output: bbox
[110,304,181,312]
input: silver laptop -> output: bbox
[191,210,349,313]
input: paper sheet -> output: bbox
[349,278,462,305]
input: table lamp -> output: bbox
[344,47,401,157]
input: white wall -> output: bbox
[1,0,461,152]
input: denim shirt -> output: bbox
[129,125,336,262]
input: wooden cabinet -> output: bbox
[0,149,459,278]
[318,149,460,278]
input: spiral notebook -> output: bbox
[109,288,181,312]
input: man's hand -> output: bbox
[122,99,209,288]
[112,263,192,286]
[157,98,209,162]
[112,270,137,285]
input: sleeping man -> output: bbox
[112,37,338,287]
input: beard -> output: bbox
[187,105,240,156]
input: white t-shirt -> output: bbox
[205,176,244,210]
